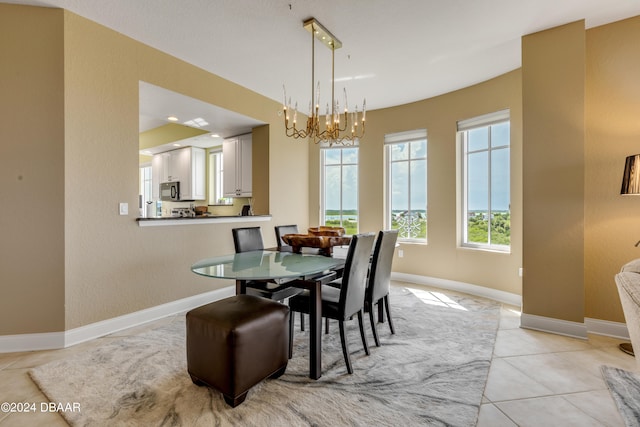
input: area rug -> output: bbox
[29,286,501,426]
[602,365,640,427]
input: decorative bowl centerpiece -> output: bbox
[307,226,345,237]
[282,226,350,256]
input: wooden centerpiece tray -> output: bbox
[282,226,351,256]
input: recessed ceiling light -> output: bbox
[211,134,220,138]
[173,143,181,147]
[167,116,179,122]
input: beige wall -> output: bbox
[521,21,586,323]
[585,16,640,322]
[310,70,524,295]
[0,5,65,334]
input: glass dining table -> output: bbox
[191,251,345,380]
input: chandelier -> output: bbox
[283,18,366,146]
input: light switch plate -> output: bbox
[119,202,128,215]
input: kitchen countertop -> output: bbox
[136,214,271,227]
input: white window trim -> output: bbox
[457,110,510,252]
[139,162,152,206]
[208,149,233,206]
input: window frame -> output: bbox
[208,149,233,206]
[384,129,428,243]
[458,110,510,252]
[320,146,359,236]
[139,163,152,206]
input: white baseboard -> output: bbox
[0,286,235,353]
[584,317,629,340]
[0,331,65,353]
[520,312,588,339]
[391,272,522,307]
[391,272,630,340]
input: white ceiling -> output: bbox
[139,82,264,149]
[6,0,640,138]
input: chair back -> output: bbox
[339,233,375,319]
[367,230,398,304]
[274,224,298,250]
[232,227,264,253]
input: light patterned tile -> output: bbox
[483,358,554,402]
[496,396,605,427]
[0,368,47,405]
[554,347,638,378]
[563,389,625,426]
[7,340,104,370]
[587,334,630,349]
[494,328,593,358]
[498,305,522,330]
[503,353,605,394]
[0,409,68,426]
[477,403,517,427]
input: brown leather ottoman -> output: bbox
[186,294,290,407]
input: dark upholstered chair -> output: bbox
[366,230,398,346]
[231,227,303,301]
[186,295,290,407]
[232,227,264,253]
[288,233,375,374]
[274,224,298,251]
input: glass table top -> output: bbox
[191,251,345,281]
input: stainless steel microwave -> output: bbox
[160,181,180,201]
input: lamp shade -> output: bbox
[621,154,640,195]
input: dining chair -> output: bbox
[232,227,264,253]
[366,229,398,347]
[273,224,311,330]
[274,224,298,251]
[231,227,304,301]
[288,232,375,374]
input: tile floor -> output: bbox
[478,302,633,426]
[0,283,634,426]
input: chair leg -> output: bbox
[384,295,395,335]
[357,311,370,356]
[325,317,329,334]
[378,298,385,323]
[338,321,353,374]
[289,311,295,359]
[300,313,305,331]
[368,305,380,347]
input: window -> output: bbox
[458,110,510,251]
[139,164,152,205]
[208,150,233,205]
[321,147,358,235]
[384,130,427,242]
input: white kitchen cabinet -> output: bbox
[152,146,206,200]
[223,133,252,197]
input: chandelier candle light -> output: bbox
[283,18,366,146]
